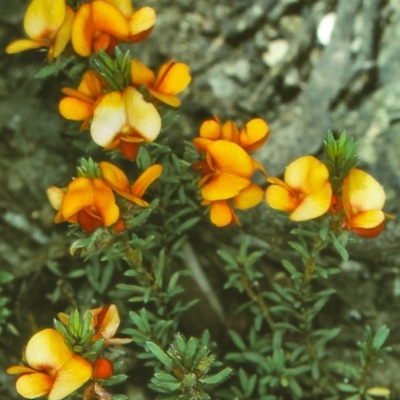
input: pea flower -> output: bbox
[90,86,161,159]
[99,162,163,206]
[59,70,106,131]
[71,0,156,57]
[193,116,270,154]
[6,0,74,62]
[58,305,132,345]
[47,177,120,233]
[265,156,332,221]
[341,168,387,238]
[131,59,191,107]
[7,329,92,400]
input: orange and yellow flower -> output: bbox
[341,168,387,238]
[193,140,263,226]
[90,86,161,159]
[59,70,106,131]
[71,0,156,57]
[47,177,120,233]
[99,162,163,206]
[7,329,92,400]
[131,59,191,107]
[265,156,332,221]
[6,0,74,62]
[193,116,270,154]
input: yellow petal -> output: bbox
[131,58,155,87]
[239,118,269,153]
[285,156,329,194]
[24,0,66,40]
[289,182,332,221]
[265,185,298,213]
[91,91,126,147]
[232,184,263,209]
[207,140,254,177]
[49,354,92,400]
[101,0,133,18]
[201,173,251,201]
[91,178,120,226]
[71,3,95,56]
[345,168,385,212]
[59,97,94,121]
[210,200,234,227]
[155,61,191,95]
[99,162,130,192]
[123,87,161,142]
[200,118,221,140]
[92,0,129,38]
[128,6,156,37]
[25,329,73,372]
[93,304,120,339]
[78,70,105,98]
[15,372,52,399]
[7,366,37,375]
[131,164,163,197]
[61,177,96,219]
[351,210,385,229]
[51,5,74,60]
[5,39,43,54]
[193,137,214,153]
[221,120,239,143]
[46,186,65,211]
[148,89,181,107]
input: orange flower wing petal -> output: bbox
[71,3,95,56]
[128,7,156,38]
[24,0,66,40]
[200,118,221,140]
[59,97,94,121]
[97,304,120,339]
[232,184,263,210]
[155,62,191,96]
[239,118,269,153]
[289,182,332,221]
[91,178,120,227]
[25,329,73,372]
[265,185,298,213]
[147,89,181,107]
[221,120,239,143]
[210,200,235,227]
[131,59,155,87]
[123,87,161,142]
[350,210,385,229]
[346,168,385,212]
[131,164,163,198]
[15,372,53,399]
[207,141,254,177]
[91,91,126,147]
[285,156,329,194]
[99,162,130,192]
[92,0,129,38]
[61,178,94,220]
[5,39,43,54]
[49,355,92,400]
[51,5,74,60]
[201,173,251,201]
[101,0,134,18]
[193,138,213,153]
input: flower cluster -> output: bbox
[192,116,269,227]
[5,0,156,61]
[47,160,162,233]
[7,305,129,400]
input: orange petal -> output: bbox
[155,62,191,96]
[15,372,53,399]
[345,168,385,212]
[239,118,269,153]
[284,156,329,194]
[99,162,130,192]
[91,91,126,147]
[7,366,37,375]
[193,138,214,153]
[131,164,163,197]
[91,178,120,226]
[49,354,92,400]
[128,7,156,38]
[201,173,251,201]
[265,185,299,213]
[130,58,155,87]
[59,97,94,121]
[123,87,161,142]
[351,221,385,239]
[207,140,254,178]
[78,70,105,99]
[147,89,181,107]
[120,141,140,160]
[24,0,66,40]
[210,200,235,227]
[221,120,239,143]
[232,184,263,210]
[200,118,221,140]
[92,0,129,38]
[51,5,74,60]
[289,182,332,221]
[101,0,134,18]
[94,304,120,339]
[351,210,385,229]
[71,3,95,56]
[25,329,73,372]
[5,39,44,54]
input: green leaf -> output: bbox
[147,342,173,367]
[200,367,232,385]
[336,383,359,393]
[372,325,390,350]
